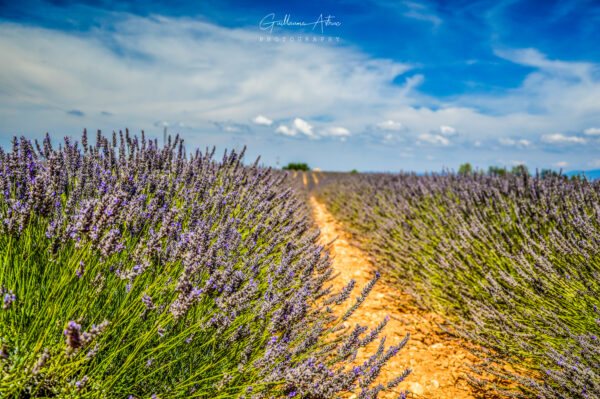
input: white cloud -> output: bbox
[275,121,350,140]
[275,125,296,136]
[499,138,516,146]
[498,137,531,148]
[402,74,425,91]
[1,15,600,170]
[495,48,593,81]
[417,133,450,146]
[584,127,600,136]
[590,160,600,168]
[321,126,350,137]
[253,115,273,126]
[293,118,315,137]
[275,119,347,139]
[401,1,443,28]
[213,121,249,133]
[439,125,456,136]
[541,133,586,144]
[554,161,568,167]
[0,17,414,137]
[376,120,404,131]
[518,139,532,147]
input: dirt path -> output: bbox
[310,196,480,399]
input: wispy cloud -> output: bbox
[275,125,296,137]
[67,109,84,117]
[519,139,532,147]
[1,11,600,171]
[401,1,442,29]
[541,133,586,144]
[320,126,350,137]
[495,48,593,81]
[499,138,516,146]
[584,127,600,136]
[213,121,249,133]
[0,17,413,139]
[498,137,531,148]
[376,120,404,131]
[417,133,450,146]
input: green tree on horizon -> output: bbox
[511,164,529,177]
[488,165,507,177]
[458,163,473,175]
[282,162,310,171]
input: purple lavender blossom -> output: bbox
[2,291,15,310]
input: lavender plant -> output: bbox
[316,171,600,398]
[0,131,409,398]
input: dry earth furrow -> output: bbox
[311,196,480,399]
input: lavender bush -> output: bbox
[0,131,409,398]
[316,171,600,398]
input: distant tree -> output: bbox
[488,166,507,177]
[282,163,310,171]
[350,169,358,174]
[540,168,560,179]
[458,163,472,175]
[571,174,584,181]
[511,164,529,177]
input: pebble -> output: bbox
[409,382,424,395]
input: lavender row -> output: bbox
[316,171,600,398]
[0,131,409,398]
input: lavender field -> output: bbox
[0,132,410,398]
[3,130,600,398]
[2,0,600,397]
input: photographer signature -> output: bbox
[259,13,341,34]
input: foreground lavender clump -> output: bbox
[0,131,409,398]
[316,171,600,398]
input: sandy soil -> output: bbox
[310,194,481,399]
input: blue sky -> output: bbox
[1,0,600,172]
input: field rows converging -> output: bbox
[2,134,599,399]
[4,2,599,397]
[310,196,478,399]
